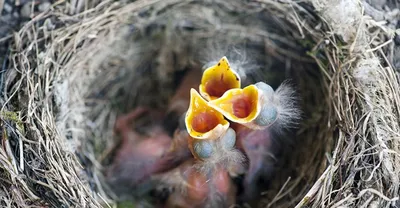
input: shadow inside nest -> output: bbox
[79,2,332,208]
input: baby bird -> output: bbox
[156,159,237,208]
[232,122,279,202]
[184,57,245,174]
[209,81,300,131]
[153,59,245,207]
[106,107,191,195]
[225,81,301,201]
[199,56,241,101]
[107,68,203,195]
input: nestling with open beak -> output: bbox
[107,54,301,207]
[153,59,246,207]
[184,88,245,175]
[199,56,241,101]
[228,81,301,201]
[208,82,278,130]
[156,105,242,208]
[184,57,246,173]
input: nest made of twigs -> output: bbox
[1,0,399,207]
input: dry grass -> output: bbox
[0,0,399,207]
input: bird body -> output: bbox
[106,57,301,207]
[106,107,191,194]
[107,68,204,193]
[232,123,279,201]
[159,159,237,208]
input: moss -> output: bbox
[1,110,25,135]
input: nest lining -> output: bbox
[0,0,399,207]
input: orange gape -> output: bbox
[199,56,241,101]
[185,89,229,140]
[208,84,260,125]
[204,74,234,98]
[231,94,254,118]
[191,112,220,133]
[108,56,297,207]
[176,58,244,206]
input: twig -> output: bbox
[295,167,330,208]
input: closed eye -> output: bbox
[193,140,213,159]
[220,128,236,150]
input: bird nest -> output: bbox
[1,0,399,207]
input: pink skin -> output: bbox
[164,160,208,208]
[161,66,237,206]
[107,68,202,193]
[210,167,237,206]
[106,107,191,192]
[232,123,278,201]
[165,161,236,208]
[107,68,238,203]
[167,68,202,117]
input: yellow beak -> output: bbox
[209,83,279,130]
[199,56,241,101]
[208,85,260,125]
[185,89,230,139]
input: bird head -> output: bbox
[208,82,278,130]
[199,56,241,101]
[185,89,229,140]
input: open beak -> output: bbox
[209,83,278,130]
[208,85,261,127]
[185,89,229,140]
[199,56,241,101]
